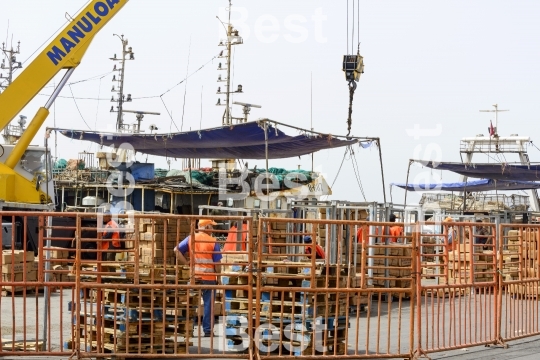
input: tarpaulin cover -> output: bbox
[415,161,540,181]
[56,121,370,159]
[392,178,540,192]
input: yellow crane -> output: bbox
[0,0,128,209]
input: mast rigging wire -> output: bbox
[179,37,192,132]
[160,96,180,133]
[68,85,91,130]
[36,52,220,101]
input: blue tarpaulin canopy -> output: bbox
[414,160,540,181]
[54,120,374,159]
[392,179,540,192]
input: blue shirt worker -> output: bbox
[174,219,222,337]
[474,220,489,245]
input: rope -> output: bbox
[330,146,349,189]
[346,0,349,53]
[351,1,355,53]
[350,147,367,201]
[357,0,360,51]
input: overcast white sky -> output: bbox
[1,0,540,204]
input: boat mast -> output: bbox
[0,40,25,144]
[479,104,508,137]
[460,105,540,212]
[110,34,134,132]
[217,0,244,125]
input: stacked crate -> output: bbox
[501,231,520,282]
[268,219,289,255]
[1,250,37,294]
[74,285,195,354]
[45,247,71,285]
[136,218,190,266]
[474,251,496,283]
[351,249,371,309]
[369,244,412,292]
[221,248,350,355]
[73,217,197,356]
[520,229,538,282]
[422,262,436,278]
[318,209,327,248]
[220,253,252,350]
[420,236,437,261]
[447,244,480,284]
[74,288,195,355]
[445,243,497,286]
[506,229,539,296]
[278,316,349,356]
[254,262,349,355]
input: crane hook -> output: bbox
[346,80,357,137]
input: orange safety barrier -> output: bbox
[498,224,540,344]
[72,213,254,359]
[0,212,78,357]
[256,217,415,359]
[413,221,501,358]
[5,213,540,359]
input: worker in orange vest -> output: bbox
[174,219,222,337]
[303,236,326,259]
[356,216,380,243]
[389,214,403,243]
[223,221,248,252]
[101,212,120,261]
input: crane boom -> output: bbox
[0,0,129,206]
[0,0,128,132]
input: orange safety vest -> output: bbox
[223,224,248,252]
[389,225,403,243]
[357,226,380,243]
[100,220,120,250]
[191,232,219,281]
[306,244,326,259]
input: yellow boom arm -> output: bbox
[0,0,128,139]
[0,0,128,205]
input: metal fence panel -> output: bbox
[499,224,540,343]
[10,213,540,359]
[255,217,415,359]
[72,213,254,359]
[0,212,77,357]
[414,221,499,357]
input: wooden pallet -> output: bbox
[78,329,163,347]
[421,287,467,298]
[256,340,347,356]
[225,297,346,315]
[1,338,45,351]
[1,286,45,297]
[79,320,193,338]
[506,283,540,298]
[298,342,347,355]
[100,340,191,353]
